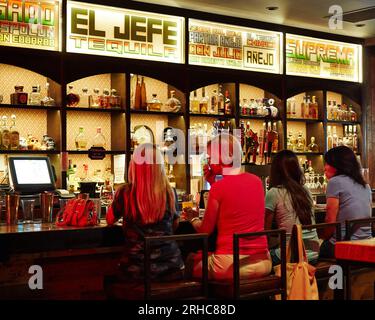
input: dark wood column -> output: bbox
[364,38,375,188]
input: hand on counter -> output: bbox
[181,207,199,222]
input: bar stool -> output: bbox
[208,229,287,300]
[105,233,209,300]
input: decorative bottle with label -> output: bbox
[29,85,41,105]
[190,90,200,113]
[1,116,10,150]
[92,127,106,149]
[327,125,333,150]
[165,90,181,112]
[74,126,88,150]
[100,89,110,108]
[217,85,225,115]
[9,114,19,150]
[272,122,279,152]
[307,136,319,152]
[199,87,208,114]
[110,89,121,108]
[133,76,141,110]
[11,86,28,105]
[89,88,101,108]
[168,165,176,188]
[148,94,162,111]
[66,85,80,107]
[210,89,218,114]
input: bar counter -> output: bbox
[0,221,124,300]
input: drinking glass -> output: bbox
[21,198,35,224]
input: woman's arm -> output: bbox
[106,185,127,225]
[322,197,339,239]
[264,208,274,230]
[191,193,220,235]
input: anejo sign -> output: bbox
[0,0,60,51]
[286,34,362,82]
[189,19,282,74]
[67,1,184,63]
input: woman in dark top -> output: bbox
[106,143,184,280]
[320,146,372,258]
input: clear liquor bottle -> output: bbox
[74,126,88,150]
[41,82,55,106]
[29,85,41,105]
[332,126,338,148]
[9,114,19,150]
[327,100,332,120]
[327,125,333,150]
[1,116,10,150]
[80,87,90,108]
[89,88,101,108]
[210,89,218,114]
[92,127,107,148]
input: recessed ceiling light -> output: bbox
[266,6,279,11]
[355,23,365,27]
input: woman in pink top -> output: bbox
[185,133,272,280]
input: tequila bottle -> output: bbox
[224,90,232,115]
[9,114,19,150]
[199,87,208,114]
[11,85,28,105]
[100,89,110,108]
[190,90,200,113]
[134,75,141,110]
[307,136,319,152]
[66,85,80,107]
[327,125,333,150]
[327,101,332,120]
[92,127,107,148]
[349,106,357,122]
[210,89,218,114]
[148,94,162,111]
[1,116,10,150]
[296,131,306,152]
[41,82,55,106]
[29,85,41,105]
[140,77,147,110]
[217,85,225,115]
[352,125,358,152]
[241,99,249,116]
[332,126,338,148]
[272,122,279,152]
[89,88,101,108]
[75,127,88,150]
[110,89,121,108]
[165,90,181,112]
[80,87,90,108]
[310,96,318,119]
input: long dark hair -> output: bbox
[324,146,366,187]
[269,150,313,225]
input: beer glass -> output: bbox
[6,193,20,225]
[21,198,35,224]
[40,192,54,223]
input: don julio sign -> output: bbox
[67,1,184,63]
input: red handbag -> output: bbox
[56,198,99,227]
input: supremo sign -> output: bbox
[0,0,60,51]
[189,19,282,74]
[67,1,184,63]
[286,34,362,82]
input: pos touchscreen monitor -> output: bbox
[8,156,56,194]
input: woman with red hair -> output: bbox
[106,143,184,280]
[185,133,272,280]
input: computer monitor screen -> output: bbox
[8,157,55,194]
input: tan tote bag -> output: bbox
[275,224,319,300]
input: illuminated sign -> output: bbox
[0,0,60,51]
[189,19,282,74]
[67,1,184,63]
[286,34,362,82]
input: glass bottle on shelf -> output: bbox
[11,85,28,105]
[110,89,121,108]
[347,125,354,150]
[168,165,176,188]
[307,136,319,152]
[287,131,293,151]
[349,106,357,122]
[1,116,10,150]
[165,90,181,112]
[66,85,80,107]
[310,95,318,119]
[296,131,306,152]
[241,98,249,116]
[209,89,218,114]
[353,125,358,152]
[148,93,162,111]
[41,82,55,106]
[332,101,338,120]
[92,127,107,149]
[9,114,19,150]
[332,126,338,148]
[250,99,257,116]
[101,167,114,207]
[89,88,101,108]
[224,90,232,115]
[337,104,343,121]
[272,122,279,152]
[134,75,141,110]
[140,77,147,110]
[327,125,333,150]
[29,85,41,105]
[217,85,225,115]
[287,98,291,118]
[100,89,110,108]
[75,126,88,150]
[199,87,208,114]
[327,101,332,120]
[190,90,200,113]
[305,96,311,119]
[80,87,90,108]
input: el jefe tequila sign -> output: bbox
[286,34,362,82]
[189,19,282,74]
[67,1,184,63]
[0,0,60,51]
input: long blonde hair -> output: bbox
[127,143,176,225]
